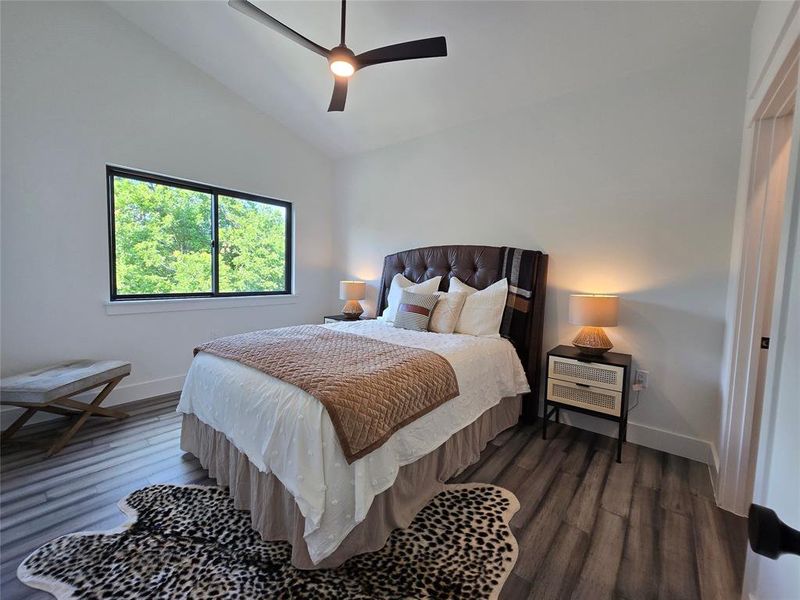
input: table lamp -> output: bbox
[569,294,619,355]
[339,280,366,320]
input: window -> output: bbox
[107,166,292,300]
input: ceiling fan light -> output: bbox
[330,60,355,77]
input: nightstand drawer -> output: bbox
[548,355,624,392]
[547,379,622,417]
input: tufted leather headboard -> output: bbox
[375,245,548,423]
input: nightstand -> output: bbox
[543,345,632,462]
[323,314,373,324]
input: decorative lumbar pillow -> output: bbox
[450,278,508,337]
[428,291,467,334]
[393,290,440,332]
[381,274,442,323]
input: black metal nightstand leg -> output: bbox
[542,402,548,439]
[616,419,624,463]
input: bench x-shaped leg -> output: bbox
[46,376,128,456]
[1,376,129,456]
[0,403,78,444]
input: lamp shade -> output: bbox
[569,295,619,327]
[339,280,366,301]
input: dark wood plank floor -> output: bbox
[0,395,747,600]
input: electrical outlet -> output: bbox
[635,369,649,389]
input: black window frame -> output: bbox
[107,165,293,301]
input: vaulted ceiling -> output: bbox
[110,1,756,156]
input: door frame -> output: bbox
[717,13,800,516]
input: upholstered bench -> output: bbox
[0,360,131,456]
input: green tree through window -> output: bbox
[109,168,291,299]
[218,196,286,293]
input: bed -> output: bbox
[178,244,548,569]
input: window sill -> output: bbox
[104,294,298,315]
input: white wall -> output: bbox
[333,30,751,464]
[0,0,755,469]
[0,1,336,421]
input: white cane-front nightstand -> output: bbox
[543,345,632,462]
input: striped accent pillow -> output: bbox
[393,290,439,332]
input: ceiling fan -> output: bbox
[228,0,447,112]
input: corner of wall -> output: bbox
[709,441,721,498]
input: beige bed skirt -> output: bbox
[180,395,521,570]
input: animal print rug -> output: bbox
[18,483,519,599]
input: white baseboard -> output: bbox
[0,374,185,429]
[3,373,719,471]
[556,411,717,466]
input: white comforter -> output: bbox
[177,320,529,564]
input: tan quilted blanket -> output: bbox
[194,325,459,463]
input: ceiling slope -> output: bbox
[109,1,757,157]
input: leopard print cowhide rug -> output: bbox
[18,483,519,599]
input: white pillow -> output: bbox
[450,278,508,337]
[381,274,442,323]
[428,291,467,334]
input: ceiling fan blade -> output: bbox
[328,77,348,112]
[355,36,447,69]
[228,0,330,58]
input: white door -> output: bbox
[741,64,800,600]
[719,37,799,517]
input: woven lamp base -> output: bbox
[341,300,364,320]
[572,326,613,355]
